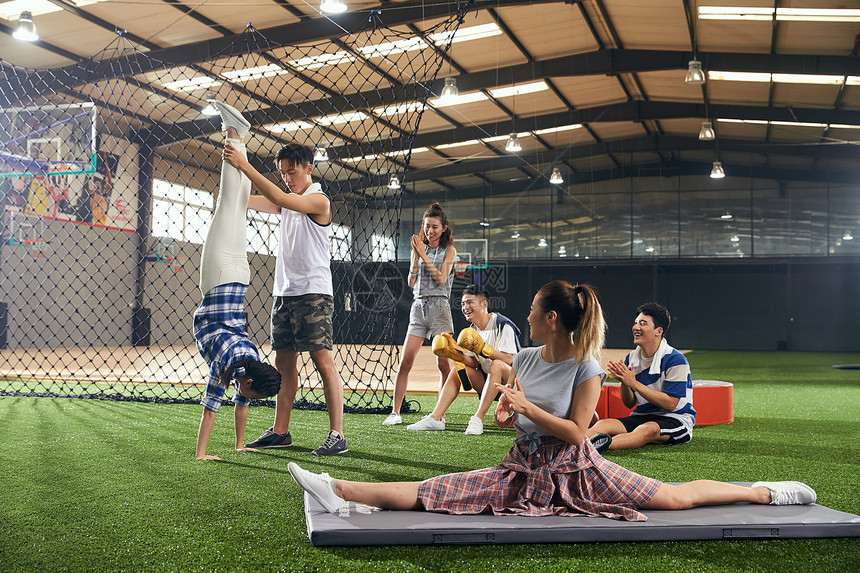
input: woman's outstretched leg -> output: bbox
[643,480,815,510]
[288,463,422,513]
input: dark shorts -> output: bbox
[619,414,692,445]
[271,293,333,352]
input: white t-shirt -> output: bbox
[466,313,518,372]
[273,182,333,297]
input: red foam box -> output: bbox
[595,380,733,426]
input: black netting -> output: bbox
[0,8,468,413]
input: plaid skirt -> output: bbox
[417,436,661,521]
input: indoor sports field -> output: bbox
[2,350,858,573]
[2,2,860,572]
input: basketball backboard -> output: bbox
[455,238,488,269]
[0,103,97,178]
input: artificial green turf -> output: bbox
[1,351,858,572]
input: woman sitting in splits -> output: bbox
[289,281,816,518]
[194,100,281,460]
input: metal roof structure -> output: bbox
[1,1,858,208]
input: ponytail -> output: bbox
[537,281,606,362]
[571,284,606,363]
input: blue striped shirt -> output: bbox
[193,283,259,412]
[625,342,696,425]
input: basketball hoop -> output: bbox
[454,261,467,279]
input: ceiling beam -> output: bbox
[141,64,860,147]
[4,11,858,113]
[385,135,860,182]
[330,157,860,203]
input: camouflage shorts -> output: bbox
[271,293,333,352]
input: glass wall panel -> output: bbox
[830,185,860,255]
[753,181,827,256]
[447,194,488,257]
[553,189,630,259]
[392,175,851,263]
[679,183,749,258]
[475,189,552,260]
[485,195,520,261]
[633,178,680,258]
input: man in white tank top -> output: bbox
[223,129,346,456]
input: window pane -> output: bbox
[185,186,213,209]
[185,205,209,245]
[371,233,394,261]
[152,199,182,240]
[331,224,352,261]
[680,184,747,258]
[830,185,860,255]
[753,182,826,256]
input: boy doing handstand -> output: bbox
[194,100,281,460]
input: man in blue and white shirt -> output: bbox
[587,302,696,451]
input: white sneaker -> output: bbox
[464,415,484,435]
[407,415,445,431]
[382,412,402,426]
[288,462,345,513]
[208,99,251,137]
[752,481,817,505]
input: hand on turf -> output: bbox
[235,447,259,453]
[196,454,222,461]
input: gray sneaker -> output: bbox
[312,430,348,456]
[245,427,292,448]
[752,481,817,505]
[288,462,344,513]
[208,99,251,137]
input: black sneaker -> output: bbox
[312,430,348,456]
[590,433,612,454]
[245,427,292,448]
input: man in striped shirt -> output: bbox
[587,302,696,452]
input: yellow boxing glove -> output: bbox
[458,328,494,359]
[432,332,466,362]
[431,333,472,391]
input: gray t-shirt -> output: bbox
[512,346,605,439]
[413,244,454,298]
